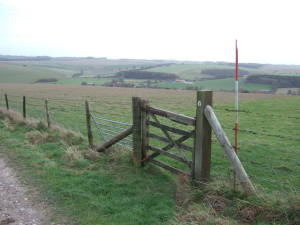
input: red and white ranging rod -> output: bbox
[235,40,239,154]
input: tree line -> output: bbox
[116,70,178,80]
[246,74,300,92]
[201,69,249,79]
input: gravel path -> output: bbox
[0,157,55,225]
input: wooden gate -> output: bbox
[132,91,213,182]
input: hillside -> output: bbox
[0,56,300,94]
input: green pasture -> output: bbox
[153,78,273,92]
[0,62,65,83]
[144,64,273,80]
[39,77,113,85]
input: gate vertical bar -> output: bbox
[141,99,149,166]
[192,90,213,183]
[132,97,143,167]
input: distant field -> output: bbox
[0,62,65,83]
[275,88,300,95]
[0,59,159,83]
[153,78,273,92]
[144,64,274,80]
[0,59,298,94]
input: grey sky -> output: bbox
[0,0,299,64]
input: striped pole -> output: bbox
[235,40,239,154]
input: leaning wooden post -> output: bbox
[204,105,257,197]
[23,96,26,119]
[132,97,143,167]
[141,99,149,166]
[85,100,94,148]
[192,90,213,183]
[5,93,9,110]
[96,127,132,152]
[45,99,51,128]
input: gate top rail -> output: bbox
[142,106,196,126]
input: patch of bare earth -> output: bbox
[0,157,56,225]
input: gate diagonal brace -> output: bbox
[149,113,191,168]
[149,134,192,159]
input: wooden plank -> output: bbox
[204,105,257,197]
[150,134,192,159]
[132,97,143,167]
[192,90,212,183]
[23,96,26,119]
[141,99,149,166]
[85,100,94,148]
[148,158,190,177]
[96,127,133,152]
[149,133,193,152]
[143,106,195,126]
[148,145,192,166]
[148,120,193,137]
[45,99,51,128]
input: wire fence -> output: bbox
[91,114,133,149]
[0,93,299,195]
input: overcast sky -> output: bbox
[0,0,299,64]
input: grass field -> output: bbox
[0,84,299,224]
[275,88,300,95]
[0,62,65,83]
[153,78,273,92]
[144,64,274,80]
[0,59,159,83]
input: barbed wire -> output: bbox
[223,126,300,141]
[214,106,300,120]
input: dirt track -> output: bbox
[0,157,54,225]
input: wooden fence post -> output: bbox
[45,99,51,128]
[85,100,94,148]
[132,97,143,167]
[192,90,213,183]
[23,96,26,119]
[5,94,9,110]
[204,105,258,196]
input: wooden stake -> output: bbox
[5,94,9,110]
[204,105,257,196]
[192,90,213,183]
[23,96,26,119]
[45,99,51,128]
[85,100,94,148]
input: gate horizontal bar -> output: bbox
[148,121,194,137]
[148,145,192,166]
[149,133,193,152]
[142,106,195,126]
[148,158,190,176]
